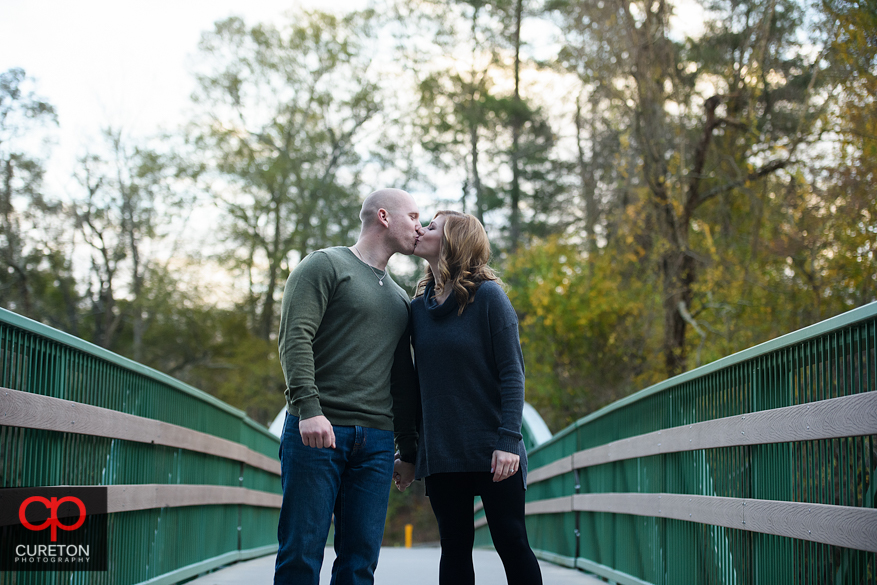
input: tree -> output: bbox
[551,8,630,255]
[395,0,565,246]
[0,68,58,316]
[135,275,286,425]
[823,0,877,304]
[549,0,826,376]
[781,0,877,314]
[508,0,525,248]
[73,128,192,356]
[191,11,383,341]
[504,235,663,429]
[406,1,509,223]
[494,0,571,249]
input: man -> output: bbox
[274,188,422,585]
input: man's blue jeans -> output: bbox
[274,414,394,585]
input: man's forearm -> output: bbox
[390,330,419,461]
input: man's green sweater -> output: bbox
[278,246,418,460]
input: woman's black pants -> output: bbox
[424,471,543,585]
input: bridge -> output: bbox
[1,303,875,584]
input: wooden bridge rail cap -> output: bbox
[525,392,877,486]
[511,493,877,553]
[0,387,280,475]
[107,484,282,512]
[0,485,281,523]
[568,493,877,553]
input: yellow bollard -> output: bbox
[404,523,413,548]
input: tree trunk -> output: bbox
[95,248,122,350]
[469,118,484,225]
[621,0,694,378]
[260,263,278,341]
[468,5,485,226]
[258,191,284,341]
[575,95,599,257]
[1,158,32,314]
[660,249,696,377]
[509,0,523,250]
[120,171,145,362]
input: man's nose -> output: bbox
[415,224,425,235]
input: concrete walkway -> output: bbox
[187,547,604,584]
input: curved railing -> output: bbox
[475,302,877,584]
[0,308,281,585]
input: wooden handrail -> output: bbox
[0,387,280,475]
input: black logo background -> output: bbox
[0,487,108,572]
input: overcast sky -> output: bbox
[0,0,366,194]
[2,0,703,200]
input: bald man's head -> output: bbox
[359,188,414,227]
[356,188,422,255]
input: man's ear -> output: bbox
[378,208,390,227]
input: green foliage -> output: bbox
[546,0,843,378]
[503,236,663,430]
[70,128,196,355]
[0,68,60,318]
[0,0,873,545]
[174,309,285,424]
[192,10,382,341]
[399,0,567,243]
[1,0,874,441]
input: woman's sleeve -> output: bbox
[488,286,525,453]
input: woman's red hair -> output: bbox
[415,211,502,315]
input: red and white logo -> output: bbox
[19,496,86,542]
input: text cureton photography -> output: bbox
[14,544,91,563]
[0,486,107,572]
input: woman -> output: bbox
[395,210,543,585]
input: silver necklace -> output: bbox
[351,246,388,286]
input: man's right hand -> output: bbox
[299,415,336,449]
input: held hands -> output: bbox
[299,415,336,449]
[491,450,520,482]
[393,452,415,492]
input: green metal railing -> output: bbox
[4,299,875,584]
[0,308,282,585]
[475,302,877,584]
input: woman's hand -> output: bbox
[491,450,520,482]
[394,453,415,492]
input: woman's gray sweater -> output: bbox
[411,280,528,487]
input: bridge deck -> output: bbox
[187,547,603,584]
